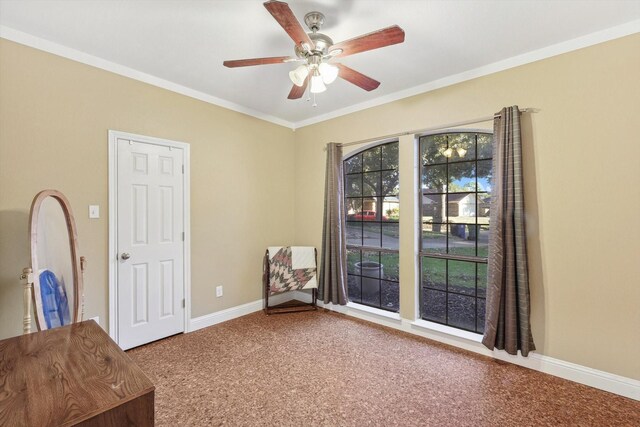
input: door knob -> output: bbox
[121,252,131,260]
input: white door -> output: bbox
[116,137,185,350]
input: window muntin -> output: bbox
[419,132,492,333]
[344,141,399,312]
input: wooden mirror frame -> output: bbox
[28,189,84,331]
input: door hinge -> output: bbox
[182,164,184,174]
[182,299,185,308]
[182,231,185,241]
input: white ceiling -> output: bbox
[1,0,639,128]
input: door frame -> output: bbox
[108,130,191,345]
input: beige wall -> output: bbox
[293,34,640,380]
[0,39,295,338]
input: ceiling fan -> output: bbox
[223,0,405,102]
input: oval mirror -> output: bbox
[28,190,84,330]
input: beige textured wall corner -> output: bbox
[0,39,295,339]
[293,34,640,380]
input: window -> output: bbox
[344,141,399,312]
[418,132,492,333]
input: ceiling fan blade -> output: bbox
[336,64,380,91]
[264,1,314,49]
[288,76,308,99]
[223,56,292,68]
[331,25,405,58]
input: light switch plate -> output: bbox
[89,205,100,219]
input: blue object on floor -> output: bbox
[39,269,71,329]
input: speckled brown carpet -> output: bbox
[127,310,639,426]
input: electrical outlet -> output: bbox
[216,285,223,298]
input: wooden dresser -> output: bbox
[0,320,154,426]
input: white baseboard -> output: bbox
[298,291,640,401]
[188,292,295,332]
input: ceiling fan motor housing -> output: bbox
[295,31,334,57]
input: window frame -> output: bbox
[343,138,400,313]
[417,129,492,334]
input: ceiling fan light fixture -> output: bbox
[289,65,309,87]
[310,73,326,93]
[318,62,339,84]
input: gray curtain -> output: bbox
[482,106,536,356]
[318,143,348,305]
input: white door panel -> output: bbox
[117,138,185,350]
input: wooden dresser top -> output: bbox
[0,320,154,427]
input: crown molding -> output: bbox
[2,20,638,131]
[0,25,295,129]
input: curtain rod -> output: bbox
[327,108,539,149]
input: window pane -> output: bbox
[448,294,476,331]
[448,193,476,224]
[422,257,446,291]
[422,223,447,253]
[478,193,490,224]
[347,248,360,274]
[477,298,486,333]
[477,263,487,297]
[348,275,362,303]
[449,161,476,192]
[381,170,399,196]
[381,280,399,312]
[422,288,446,323]
[361,277,381,306]
[381,143,399,170]
[345,198,362,221]
[381,252,399,281]
[363,222,381,247]
[360,251,381,278]
[477,225,489,257]
[448,260,476,296]
[345,153,362,174]
[477,159,492,192]
[362,171,380,196]
[344,142,399,314]
[346,174,362,197]
[381,223,399,250]
[448,224,476,256]
[419,131,492,333]
[363,147,381,171]
[477,134,493,159]
[422,164,447,193]
[382,197,399,222]
[421,134,447,165]
[422,193,445,223]
[447,133,476,162]
[346,222,362,246]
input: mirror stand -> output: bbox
[20,268,33,334]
